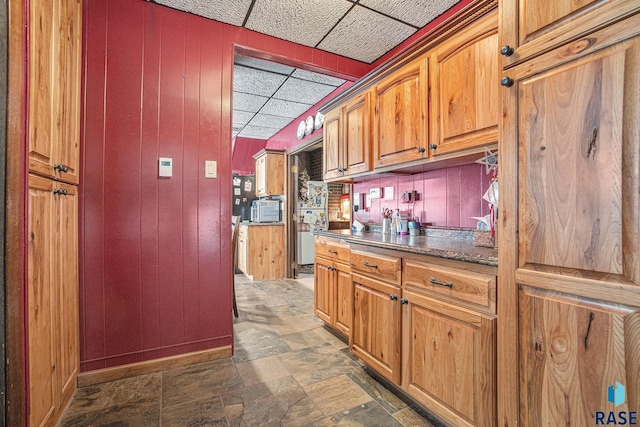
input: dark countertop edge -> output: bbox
[241,222,285,226]
[314,229,498,267]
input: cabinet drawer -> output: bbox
[351,249,401,284]
[404,259,496,312]
[315,237,350,262]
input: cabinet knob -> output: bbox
[417,147,426,154]
[429,144,438,150]
[400,298,409,305]
[53,188,68,196]
[389,294,398,301]
[500,45,514,57]
[54,164,69,173]
[500,77,515,87]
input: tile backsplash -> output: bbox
[353,163,493,228]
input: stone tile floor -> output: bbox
[60,275,439,426]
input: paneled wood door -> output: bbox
[372,56,428,169]
[499,18,640,426]
[402,289,496,427]
[351,273,402,383]
[343,92,370,176]
[430,11,499,157]
[500,0,640,67]
[323,107,343,180]
[334,262,353,336]
[314,260,334,325]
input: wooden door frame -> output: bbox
[5,0,26,424]
[285,135,323,279]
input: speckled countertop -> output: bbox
[314,229,498,267]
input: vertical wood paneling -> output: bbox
[81,0,107,365]
[140,4,162,354]
[157,8,186,348]
[103,0,144,362]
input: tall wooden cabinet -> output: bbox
[27,0,82,425]
[254,149,285,196]
[499,6,640,425]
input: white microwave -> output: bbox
[251,200,280,223]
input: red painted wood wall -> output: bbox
[81,0,368,371]
[231,137,267,175]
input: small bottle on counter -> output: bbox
[393,209,402,235]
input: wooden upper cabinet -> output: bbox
[373,56,428,169]
[343,93,371,176]
[519,287,640,426]
[430,12,499,157]
[29,0,81,185]
[511,22,640,285]
[323,92,371,181]
[323,108,343,181]
[254,149,285,196]
[500,0,640,67]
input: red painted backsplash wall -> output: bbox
[353,164,493,228]
[81,0,369,371]
[232,137,267,175]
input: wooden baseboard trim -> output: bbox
[77,345,233,388]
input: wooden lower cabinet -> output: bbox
[237,224,285,280]
[402,288,496,427]
[351,273,402,384]
[28,174,78,427]
[518,286,640,426]
[314,238,352,337]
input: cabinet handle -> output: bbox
[328,266,336,271]
[400,298,409,305]
[417,147,426,154]
[429,277,453,288]
[500,77,514,87]
[429,144,438,150]
[389,294,398,301]
[53,188,68,196]
[500,45,514,57]
[363,261,378,269]
[54,164,69,173]
[327,249,338,254]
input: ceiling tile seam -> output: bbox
[357,4,420,30]
[242,0,258,27]
[236,63,291,77]
[314,1,359,50]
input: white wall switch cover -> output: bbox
[369,188,381,199]
[383,187,394,200]
[365,194,372,207]
[205,160,217,178]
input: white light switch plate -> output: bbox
[205,160,217,178]
[383,187,394,200]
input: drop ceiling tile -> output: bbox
[246,0,352,47]
[273,78,336,104]
[319,5,416,64]
[234,66,288,97]
[232,110,255,127]
[291,69,346,87]
[233,92,269,113]
[248,113,295,129]
[260,98,312,118]
[235,55,295,75]
[360,0,460,28]
[155,0,252,26]
[238,125,279,139]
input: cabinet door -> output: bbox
[237,237,247,274]
[323,108,343,180]
[314,260,334,324]
[334,262,352,337]
[55,183,79,407]
[373,57,428,169]
[430,12,499,157]
[28,174,57,427]
[351,273,402,383]
[402,289,496,427]
[265,152,285,195]
[255,156,266,196]
[519,287,640,426]
[55,0,82,185]
[29,0,58,180]
[500,0,639,67]
[343,93,370,177]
